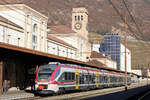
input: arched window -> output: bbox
[81,15,83,20]
[33,24,37,33]
[75,16,77,21]
[32,24,38,50]
[78,16,80,21]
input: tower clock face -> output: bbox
[74,22,82,30]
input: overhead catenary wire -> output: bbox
[121,0,150,52]
[108,0,150,52]
[108,0,150,68]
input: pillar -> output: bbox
[0,61,3,95]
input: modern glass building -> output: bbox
[104,34,121,70]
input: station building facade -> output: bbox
[0,4,48,52]
[47,34,77,59]
[0,4,92,62]
[0,16,24,47]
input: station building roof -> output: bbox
[47,34,76,49]
[90,51,106,58]
[88,60,105,67]
[48,25,76,34]
[0,15,23,30]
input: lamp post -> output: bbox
[147,63,149,86]
[124,14,127,91]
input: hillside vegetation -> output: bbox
[1,0,150,68]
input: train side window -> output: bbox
[110,76,112,83]
[64,72,68,80]
[93,75,96,84]
[72,73,75,80]
[68,72,72,80]
[85,75,89,83]
[89,75,92,83]
[105,76,107,83]
[101,76,104,83]
[79,75,82,84]
[58,72,75,81]
[103,76,105,83]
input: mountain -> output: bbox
[1,0,150,40]
[1,0,150,68]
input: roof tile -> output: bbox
[90,51,106,58]
[88,60,105,67]
[49,25,76,34]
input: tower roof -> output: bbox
[72,7,88,14]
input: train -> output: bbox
[34,62,131,94]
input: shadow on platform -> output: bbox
[81,85,150,100]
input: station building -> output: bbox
[0,4,49,93]
[0,4,48,52]
[90,51,117,69]
[0,4,94,94]
[0,15,24,47]
[48,8,91,62]
[47,34,77,59]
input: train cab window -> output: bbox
[38,64,58,81]
[54,68,60,79]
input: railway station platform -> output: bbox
[0,90,34,100]
[0,82,149,100]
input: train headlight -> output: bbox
[50,86,54,88]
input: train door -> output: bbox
[101,71,104,87]
[99,72,102,87]
[86,70,90,88]
[96,72,99,88]
[75,69,79,89]
[107,72,110,87]
[116,74,119,86]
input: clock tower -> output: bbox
[72,8,88,39]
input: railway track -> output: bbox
[19,82,148,100]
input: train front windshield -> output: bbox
[38,64,58,81]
